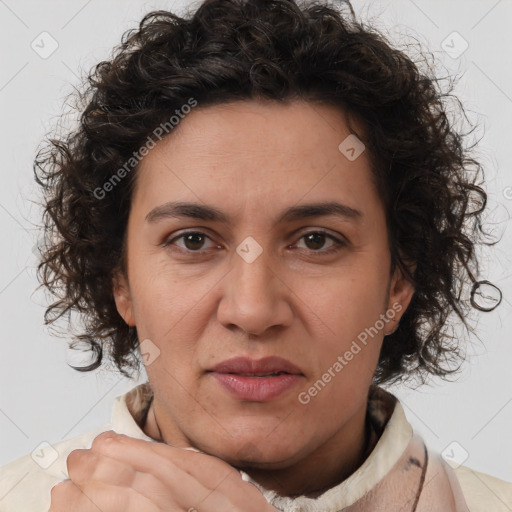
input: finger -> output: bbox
[50,479,160,512]
[92,432,240,490]
[67,448,137,487]
[185,485,239,512]
[67,447,186,509]
[89,434,274,512]
[89,433,214,509]
[50,479,112,512]
[199,470,277,512]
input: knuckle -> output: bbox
[67,448,98,480]
[66,449,86,475]
[67,448,88,465]
[50,481,62,496]
[91,430,118,451]
[50,479,69,502]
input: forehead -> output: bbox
[132,99,380,220]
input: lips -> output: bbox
[209,356,303,376]
[207,356,304,402]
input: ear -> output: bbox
[384,263,415,335]
[112,270,135,327]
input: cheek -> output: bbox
[295,263,387,370]
[301,263,387,328]
[127,257,199,332]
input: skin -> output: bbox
[51,99,414,510]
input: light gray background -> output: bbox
[0,0,511,484]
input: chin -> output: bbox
[199,437,302,469]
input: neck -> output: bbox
[142,398,374,498]
[237,404,372,497]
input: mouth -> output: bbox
[227,372,290,377]
[208,355,303,375]
[207,356,304,402]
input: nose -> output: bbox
[217,246,293,337]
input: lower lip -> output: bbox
[209,372,303,402]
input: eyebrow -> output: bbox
[145,200,363,224]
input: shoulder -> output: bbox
[0,382,153,512]
[374,388,512,511]
[0,424,110,512]
[453,464,512,512]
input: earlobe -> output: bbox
[112,271,136,327]
[385,265,415,335]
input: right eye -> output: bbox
[163,231,219,253]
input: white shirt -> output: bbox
[0,382,510,511]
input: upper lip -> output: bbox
[209,356,303,375]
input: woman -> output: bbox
[0,0,509,510]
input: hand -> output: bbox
[50,430,278,512]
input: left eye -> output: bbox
[164,231,344,254]
[294,231,342,252]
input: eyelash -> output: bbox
[163,230,346,256]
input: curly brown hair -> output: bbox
[33,0,500,384]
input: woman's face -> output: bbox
[114,99,414,469]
